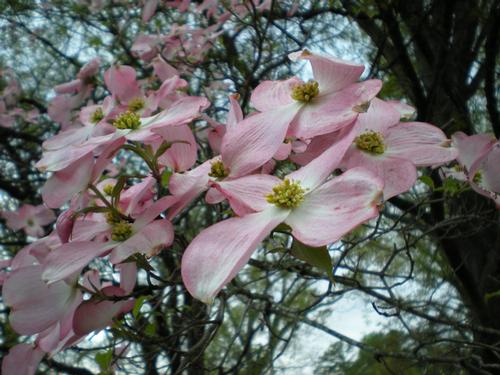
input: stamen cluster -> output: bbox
[91,108,104,123]
[472,170,482,184]
[266,179,305,209]
[103,184,114,196]
[208,160,229,179]
[127,97,145,112]
[291,80,319,103]
[355,131,385,154]
[113,111,141,130]
[111,221,133,242]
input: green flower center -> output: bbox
[113,111,141,130]
[91,108,104,123]
[103,184,114,196]
[291,80,319,103]
[472,170,482,184]
[111,220,133,242]
[266,179,305,209]
[127,97,145,112]
[105,211,121,225]
[26,219,34,227]
[355,131,385,154]
[208,160,229,179]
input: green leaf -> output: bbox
[418,175,435,190]
[132,296,149,319]
[95,349,113,371]
[485,290,500,302]
[161,169,173,188]
[443,177,461,195]
[291,239,333,280]
[273,223,291,233]
[145,322,157,336]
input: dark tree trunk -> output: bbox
[342,0,500,372]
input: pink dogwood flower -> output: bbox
[221,49,382,177]
[3,264,81,335]
[41,195,177,284]
[182,127,383,303]
[1,204,55,237]
[41,137,125,208]
[341,98,458,199]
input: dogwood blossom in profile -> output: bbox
[451,132,500,207]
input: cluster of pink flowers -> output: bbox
[132,0,278,68]
[1,48,498,373]
[0,70,39,128]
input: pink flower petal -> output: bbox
[343,147,417,199]
[353,97,401,135]
[54,79,82,95]
[37,323,62,353]
[290,133,336,166]
[470,142,500,199]
[226,93,243,131]
[142,96,210,129]
[73,286,132,335]
[1,344,44,375]
[285,168,382,247]
[36,143,95,172]
[287,125,357,190]
[153,124,197,172]
[77,57,100,79]
[119,176,156,217]
[386,100,416,119]
[133,195,178,229]
[452,131,496,171]
[56,208,75,243]
[385,122,458,166]
[289,50,364,92]
[42,152,94,208]
[110,219,174,264]
[152,56,178,81]
[221,103,301,177]
[167,163,212,219]
[142,0,158,22]
[104,65,141,102]
[42,242,114,284]
[181,207,289,303]
[274,141,292,161]
[213,175,280,214]
[205,187,225,204]
[289,79,382,139]
[169,159,212,195]
[118,262,137,294]
[250,77,302,112]
[3,265,76,335]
